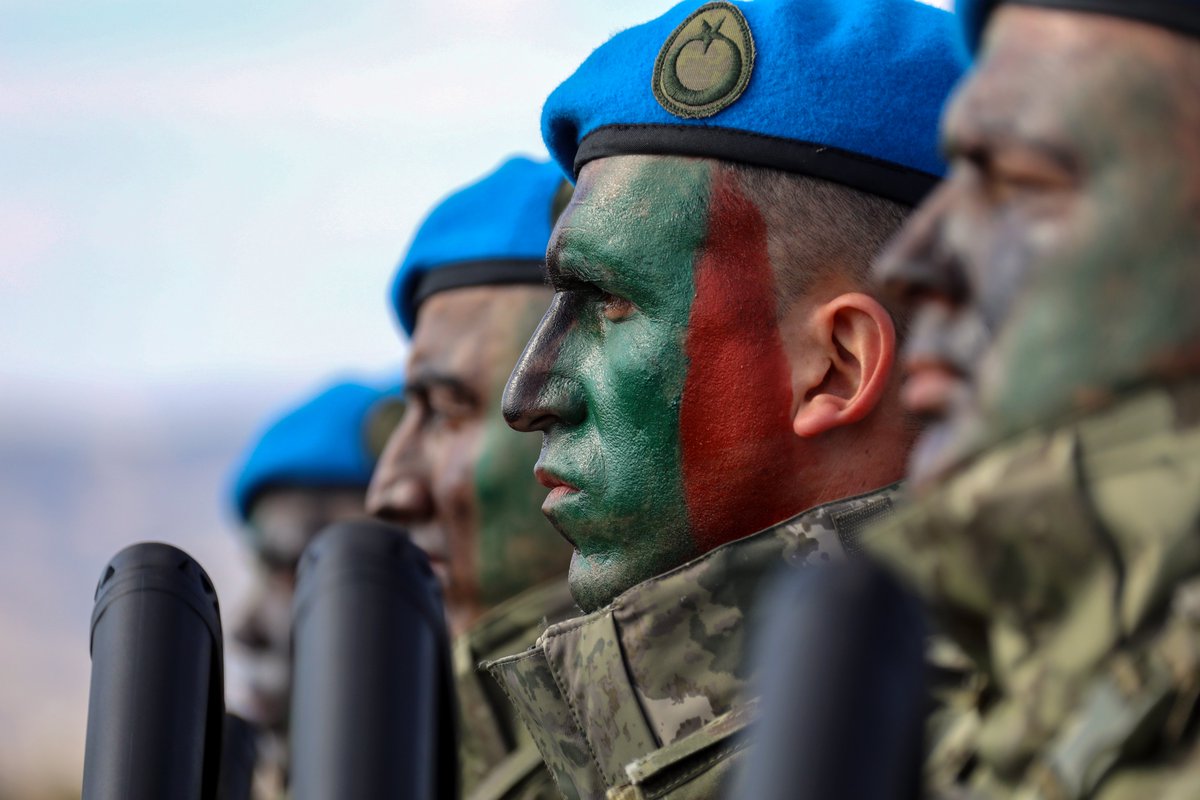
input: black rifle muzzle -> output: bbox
[289,520,457,800]
[83,542,225,800]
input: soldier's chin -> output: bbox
[567,550,633,614]
[242,686,290,733]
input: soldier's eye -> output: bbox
[960,144,1077,205]
[426,385,476,424]
[993,153,1073,192]
[601,292,636,322]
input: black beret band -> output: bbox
[412,260,546,314]
[980,0,1200,41]
[576,124,940,207]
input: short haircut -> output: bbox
[722,161,909,314]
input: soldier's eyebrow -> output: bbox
[546,266,602,294]
[945,117,1079,176]
[546,238,603,291]
[544,256,581,292]
[404,369,479,403]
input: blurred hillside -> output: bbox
[0,380,300,799]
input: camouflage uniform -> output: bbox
[486,486,901,800]
[459,579,579,800]
[866,383,1200,800]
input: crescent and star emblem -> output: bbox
[653,2,756,119]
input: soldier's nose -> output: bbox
[366,426,434,523]
[503,295,585,433]
[366,472,433,524]
[504,372,586,433]
[233,596,271,653]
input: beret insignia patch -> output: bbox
[653,2,755,120]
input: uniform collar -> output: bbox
[869,382,1200,676]
[866,381,1200,788]
[455,579,577,797]
[485,485,901,798]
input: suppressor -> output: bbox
[731,562,929,800]
[216,713,258,800]
[289,520,457,800]
[82,542,225,800]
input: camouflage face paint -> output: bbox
[680,168,812,552]
[505,155,814,611]
[875,7,1200,487]
[472,296,572,608]
[368,285,571,636]
[505,157,703,613]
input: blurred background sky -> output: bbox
[0,1,950,796]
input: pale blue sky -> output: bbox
[0,1,688,395]
[0,0,952,399]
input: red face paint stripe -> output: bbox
[679,169,809,552]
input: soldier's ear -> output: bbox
[789,292,896,438]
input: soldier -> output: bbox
[366,156,576,800]
[869,1,1200,796]
[227,377,403,795]
[487,1,964,797]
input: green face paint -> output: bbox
[982,38,1200,441]
[875,8,1200,485]
[508,157,706,612]
[473,296,572,608]
[504,155,814,611]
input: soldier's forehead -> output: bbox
[409,286,543,382]
[957,21,1069,117]
[413,288,511,347]
[966,6,1182,126]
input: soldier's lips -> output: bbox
[535,467,579,495]
[903,358,967,420]
[407,529,448,581]
[243,686,287,727]
[535,467,582,542]
[424,556,449,585]
[542,483,582,521]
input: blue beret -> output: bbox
[391,156,566,336]
[542,0,966,206]
[229,378,403,522]
[960,0,1200,53]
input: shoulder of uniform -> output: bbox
[791,481,905,561]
